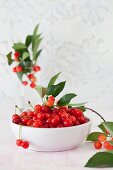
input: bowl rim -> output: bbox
[11,117,92,130]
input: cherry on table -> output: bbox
[21,141,29,149]
[16,139,23,147]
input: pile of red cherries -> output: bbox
[12,96,88,149]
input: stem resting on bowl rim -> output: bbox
[86,107,106,122]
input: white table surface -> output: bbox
[0,99,112,170]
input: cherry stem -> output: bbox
[86,107,106,122]
[15,105,21,112]
[19,125,22,139]
[15,106,17,113]
[28,101,34,109]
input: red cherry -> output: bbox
[77,116,85,124]
[22,81,28,86]
[33,65,41,72]
[59,111,68,118]
[12,114,21,124]
[74,121,80,126]
[76,109,83,117]
[30,76,37,83]
[27,119,34,126]
[70,116,77,125]
[70,108,83,117]
[63,118,73,127]
[103,141,113,150]
[37,112,45,120]
[22,141,29,149]
[14,51,20,58]
[34,104,42,112]
[33,120,42,128]
[59,106,67,112]
[53,108,59,114]
[12,67,17,72]
[46,117,52,124]
[33,114,38,120]
[45,113,51,119]
[51,115,60,127]
[46,100,54,107]
[57,124,64,128]
[27,111,34,118]
[48,96,55,102]
[16,139,23,146]
[21,117,29,125]
[30,82,36,88]
[98,134,106,142]
[16,66,23,72]
[20,111,28,117]
[44,123,50,128]
[42,105,50,113]
[27,74,34,79]
[94,141,102,149]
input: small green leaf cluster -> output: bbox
[85,122,113,168]
[36,72,86,109]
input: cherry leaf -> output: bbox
[85,152,113,167]
[86,132,106,142]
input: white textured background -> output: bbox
[1,1,113,170]
[0,0,113,120]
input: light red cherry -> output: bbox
[14,51,20,58]
[30,82,36,88]
[34,104,42,112]
[51,115,60,127]
[12,114,21,124]
[63,118,73,127]
[12,67,17,72]
[94,141,102,149]
[33,65,41,72]
[22,81,28,86]
[33,120,42,128]
[16,66,23,72]
[16,139,23,146]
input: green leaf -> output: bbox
[35,85,47,98]
[25,35,32,47]
[109,141,113,145]
[34,49,42,61]
[32,24,40,50]
[46,81,66,97]
[48,72,61,87]
[86,132,106,141]
[16,72,23,81]
[21,52,29,61]
[102,122,113,136]
[12,43,27,50]
[6,52,14,65]
[77,106,86,112]
[33,24,39,38]
[33,37,42,59]
[57,93,77,106]
[98,123,106,133]
[68,102,87,107]
[85,152,113,167]
[107,150,113,154]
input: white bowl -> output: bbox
[11,118,91,152]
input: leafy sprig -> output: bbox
[6,24,42,88]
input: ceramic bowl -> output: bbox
[11,118,91,152]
